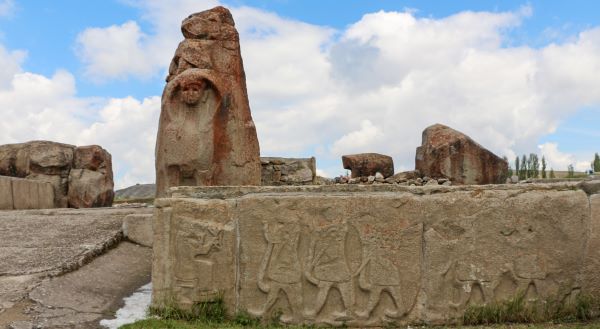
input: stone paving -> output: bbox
[0,207,153,329]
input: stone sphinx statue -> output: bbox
[155,6,261,197]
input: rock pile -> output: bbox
[333,169,452,186]
[0,141,114,208]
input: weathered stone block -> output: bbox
[415,124,508,184]
[11,178,55,210]
[123,214,154,247]
[0,175,14,209]
[342,153,394,178]
[153,184,592,326]
[261,157,316,185]
[583,194,600,296]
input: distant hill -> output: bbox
[115,183,156,200]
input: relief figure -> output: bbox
[174,226,223,308]
[305,223,356,320]
[356,247,403,319]
[254,219,303,322]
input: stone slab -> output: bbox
[11,179,39,210]
[28,242,152,329]
[0,176,13,210]
[123,213,154,247]
[153,184,592,326]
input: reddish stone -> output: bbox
[342,153,394,178]
[415,124,508,185]
[155,6,261,197]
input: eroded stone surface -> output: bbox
[0,141,114,208]
[342,153,394,178]
[123,213,154,247]
[153,184,593,326]
[261,157,316,185]
[155,6,260,197]
[415,124,508,185]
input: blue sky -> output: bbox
[0,0,598,187]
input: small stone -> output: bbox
[348,178,360,184]
[416,178,423,184]
[375,172,384,179]
[443,180,452,186]
[360,176,368,183]
[340,176,349,184]
[426,179,438,186]
[385,177,396,184]
[368,175,375,183]
[423,176,430,182]
[438,178,448,184]
[410,183,416,186]
[511,175,519,184]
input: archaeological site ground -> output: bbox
[1,4,600,329]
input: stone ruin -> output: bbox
[261,157,316,185]
[0,141,114,209]
[154,6,261,198]
[150,6,599,327]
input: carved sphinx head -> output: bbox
[180,79,206,105]
[181,6,235,40]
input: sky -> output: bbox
[0,0,599,188]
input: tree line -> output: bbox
[506,152,600,180]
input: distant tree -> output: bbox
[541,156,547,179]
[567,164,575,178]
[530,153,539,178]
[520,154,528,180]
[593,153,600,172]
[515,156,520,178]
[550,168,556,179]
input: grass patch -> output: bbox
[463,292,600,326]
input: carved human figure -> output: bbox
[155,6,261,198]
[254,220,303,323]
[356,246,403,319]
[305,224,355,320]
[174,226,223,308]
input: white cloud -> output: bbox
[538,142,592,172]
[2,3,599,190]
[0,0,14,17]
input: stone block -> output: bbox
[153,184,591,326]
[582,194,600,295]
[11,178,40,209]
[0,175,14,210]
[37,181,55,209]
[261,157,316,185]
[123,214,154,247]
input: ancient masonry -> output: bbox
[154,6,261,197]
[0,141,114,209]
[150,6,599,327]
[153,182,600,326]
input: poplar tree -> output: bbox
[541,156,547,179]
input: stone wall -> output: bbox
[0,176,55,210]
[0,141,114,208]
[261,157,316,185]
[152,180,600,326]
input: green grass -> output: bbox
[463,293,600,326]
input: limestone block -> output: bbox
[152,198,237,311]
[0,175,14,209]
[342,153,394,178]
[415,124,508,184]
[68,169,114,208]
[261,157,316,185]
[11,178,39,209]
[37,181,55,209]
[582,194,600,295]
[123,214,154,247]
[153,184,592,326]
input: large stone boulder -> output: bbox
[261,157,316,185]
[155,6,261,197]
[415,124,508,185]
[0,141,114,208]
[342,153,394,178]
